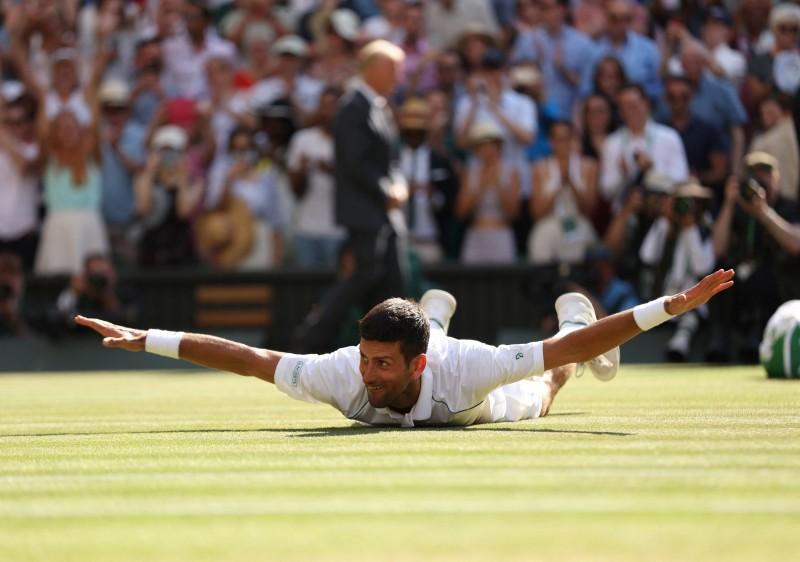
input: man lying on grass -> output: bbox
[77,269,735,427]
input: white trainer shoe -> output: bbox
[420,289,457,333]
[553,292,620,381]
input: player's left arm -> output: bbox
[74,316,282,383]
[541,269,735,371]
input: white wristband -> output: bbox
[632,297,674,331]
[145,329,183,359]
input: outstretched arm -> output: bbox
[541,269,735,371]
[74,316,283,383]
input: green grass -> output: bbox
[1,366,799,562]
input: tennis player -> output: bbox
[77,269,735,427]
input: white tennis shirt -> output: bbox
[274,330,546,427]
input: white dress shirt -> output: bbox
[274,329,545,427]
[600,121,689,210]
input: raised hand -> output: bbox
[74,316,146,352]
[664,269,735,316]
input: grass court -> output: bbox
[1,366,799,562]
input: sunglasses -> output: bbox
[777,24,800,33]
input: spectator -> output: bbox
[220,0,289,50]
[582,0,661,99]
[456,122,520,264]
[701,6,746,87]
[511,63,561,162]
[604,171,674,287]
[35,104,109,275]
[129,37,166,127]
[134,126,203,267]
[528,121,598,265]
[424,0,500,51]
[583,243,640,315]
[206,126,286,268]
[591,56,628,106]
[750,94,799,204]
[286,88,345,269]
[457,23,498,74]
[397,97,460,263]
[675,41,747,176]
[580,93,616,162]
[709,153,800,361]
[396,0,437,96]
[747,3,800,102]
[572,0,607,40]
[600,84,688,211]
[511,0,542,37]
[433,49,466,106]
[200,51,253,162]
[425,88,461,163]
[98,79,146,264]
[250,35,324,126]
[161,0,236,99]
[363,0,405,42]
[308,9,360,88]
[0,89,40,270]
[735,0,775,57]
[660,75,728,197]
[511,0,595,116]
[55,253,133,330]
[0,253,27,337]
[640,181,715,361]
[456,48,535,196]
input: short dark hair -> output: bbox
[359,298,430,364]
[618,82,649,104]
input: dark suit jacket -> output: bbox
[333,88,398,230]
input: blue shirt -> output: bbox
[101,121,146,224]
[598,277,640,314]
[581,32,662,99]
[44,162,102,211]
[656,72,746,137]
[511,25,596,116]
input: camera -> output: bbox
[0,282,12,301]
[673,196,695,216]
[87,273,109,292]
[739,176,762,201]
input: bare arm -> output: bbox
[74,316,283,383]
[541,269,735,371]
[712,177,737,259]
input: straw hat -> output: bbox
[674,180,713,199]
[195,196,255,269]
[469,121,504,146]
[398,98,430,130]
[744,151,778,170]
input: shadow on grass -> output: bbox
[0,416,633,439]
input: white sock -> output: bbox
[557,321,585,337]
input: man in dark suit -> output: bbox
[295,40,410,353]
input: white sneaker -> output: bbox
[553,292,620,381]
[420,289,457,333]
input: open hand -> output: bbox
[74,315,146,352]
[664,269,735,316]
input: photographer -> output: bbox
[55,254,131,330]
[134,126,204,267]
[604,171,674,291]
[640,181,715,361]
[708,152,800,362]
[0,253,27,337]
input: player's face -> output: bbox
[359,339,421,409]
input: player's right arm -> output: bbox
[74,316,283,383]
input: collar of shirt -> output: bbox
[377,367,433,427]
[355,79,387,109]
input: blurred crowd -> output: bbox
[1,0,800,361]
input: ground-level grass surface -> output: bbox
[1,366,798,562]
